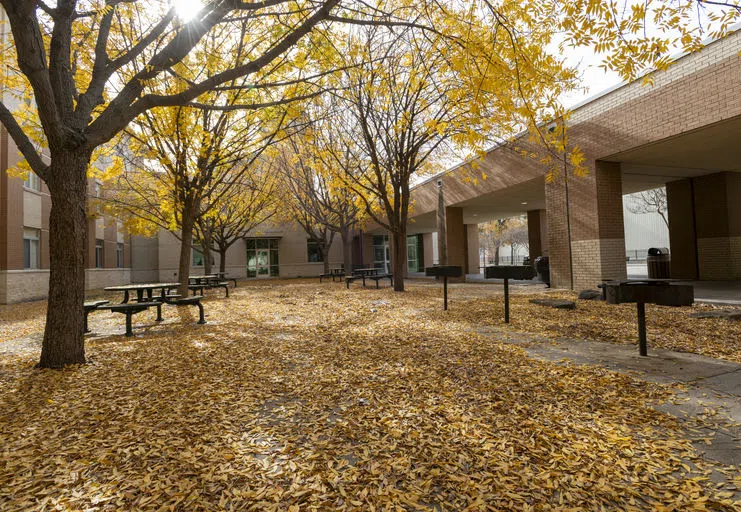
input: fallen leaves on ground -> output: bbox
[0,279,739,510]
[443,287,741,363]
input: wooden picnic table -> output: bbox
[188,275,219,286]
[104,283,181,304]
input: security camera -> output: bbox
[436,178,442,187]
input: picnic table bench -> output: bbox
[94,283,207,336]
[84,300,110,333]
[188,275,230,297]
[345,268,393,289]
[320,268,345,282]
[215,272,238,288]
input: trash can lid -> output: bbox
[648,247,669,256]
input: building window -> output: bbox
[95,239,104,268]
[116,243,124,268]
[24,172,41,192]
[407,235,420,273]
[307,239,324,263]
[373,235,389,272]
[192,249,204,267]
[23,228,40,269]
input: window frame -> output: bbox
[116,243,124,268]
[95,239,104,268]
[23,172,42,192]
[192,249,204,267]
[23,228,41,270]
[307,239,324,263]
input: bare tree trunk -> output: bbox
[219,244,228,274]
[39,151,91,368]
[391,229,406,292]
[322,245,330,274]
[202,229,213,275]
[178,206,196,297]
[494,243,501,266]
[341,225,353,273]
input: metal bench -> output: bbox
[365,274,393,288]
[320,272,345,282]
[100,301,163,337]
[83,300,110,333]
[345,275,364,288]
[159,295,206,324]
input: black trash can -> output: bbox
[534,256,550,287]
[647,247,671,279]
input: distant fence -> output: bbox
[626,249,649,262]
[482,255,528,266]
[485,252,651,265]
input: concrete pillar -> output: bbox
[666,179,698,279]
[545,160,627,289]
[670,172,741,280]
[422,232,434,269]
[527,209,548,259]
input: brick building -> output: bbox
[2,26,740,303]
[399,29,741,289]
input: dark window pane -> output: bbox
[256,239,269,249]
[23,240,31,269]
[269,239,279,250]
[270,266,279,277]
[245,239,255,250]
[307,240,323,262]
[270,250,279,266]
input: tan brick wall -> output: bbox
[1,270,50,303]
[86,268,132,291]
[571,238,627,290]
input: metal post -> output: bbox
[504,278,510,323]
[443,276,448,311]
[637,302,647,356]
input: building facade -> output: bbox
[2,25,740,302]
[399,30,741,289]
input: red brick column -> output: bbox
[666,179,698,279]
[546,160,627,289]
[527,209,548,259]
[445,207,467,281]
[466,224,479,275]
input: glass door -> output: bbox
[256,249,270,277]
[407,237,419,273]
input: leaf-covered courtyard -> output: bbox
[1,280,739,510]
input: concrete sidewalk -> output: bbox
[477,326,741,475]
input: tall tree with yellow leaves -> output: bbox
[195,164,281,276]
[321,20,576,291]
[275,136,361,274]
[0,0,737,366]
[0,1,437,367]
